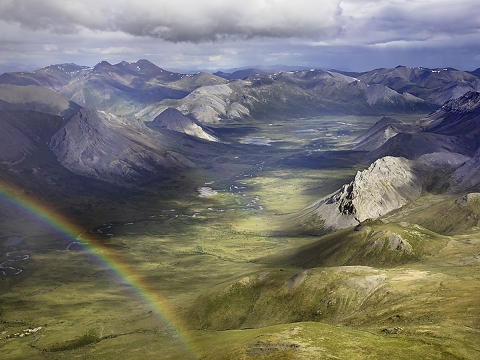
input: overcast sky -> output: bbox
[0,0,479,72]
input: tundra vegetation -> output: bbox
[1,61,480,359]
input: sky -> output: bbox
[0,0,479,73]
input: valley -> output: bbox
[2,113,479,359]
[1,61,480,359]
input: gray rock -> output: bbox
[305,156,422,232]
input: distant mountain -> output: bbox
[329,69,366,78]
[470,68,480,78]
[0,84,81,117]
[0,63,89,90]
[58,60,190,115]
[213,68,275,80]
[0,63,40,74]
[148,108,219,142]
[359,66,480,105]
[0,61,449,122]
[167,69,432,123]
[0,60,228,116]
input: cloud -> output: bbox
[0,0,479,71]
[340,0,480,46]
[0,0,343,42]
[1,0,478,46]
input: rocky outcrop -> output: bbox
[304,157,422,232]
[149,108,219,142]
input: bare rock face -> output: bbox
[305,156,422,232]
[149,108,219,142]
[50,108,194,183]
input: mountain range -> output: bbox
[2,60,480,359]
[3,60,480,124]
[1,60,480,190]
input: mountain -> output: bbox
[301,91,480,234]
[425,91,480,142]
[359,91,480,165]
[164,69,432,123]
[175,83,251,123]
[148,108,219,142]
[50,108,195,184]
[0,109,63,164]
[450,149,480,191]
[0,60,189,115]
[4,62,480,124]
[469,68,480,78]
[58,60,190,115]
[353,116,422,151]
[0,61,438,122]
[0,84,81,117]
[359,66,480,105]
[213,68,275,80]
[0,63,88,90]
[299,156,423,233]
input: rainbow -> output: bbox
[0,181,198,358]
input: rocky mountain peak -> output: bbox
[304,156,423,232]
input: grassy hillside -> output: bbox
[1,114,479,359]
